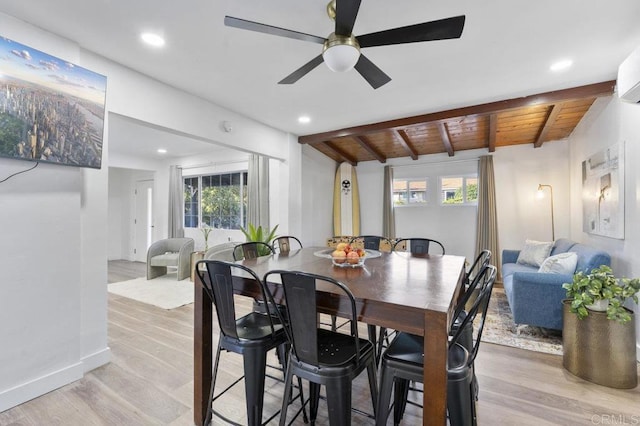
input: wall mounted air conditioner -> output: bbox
[617,45,640,103]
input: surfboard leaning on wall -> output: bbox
[333,162,361,236]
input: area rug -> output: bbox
[481,288,563,355]
[107,274,194,309]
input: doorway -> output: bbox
[134,179,154,262]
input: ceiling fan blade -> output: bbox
[278,55,325,85]
[358,15,466,48]
[335,0,361,36]
[354,54,391,89]
[225,16,326,44]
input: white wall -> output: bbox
[567,95,640,359]
[0,11,300,411]
[300,144,336,247]
[493,141,572,251]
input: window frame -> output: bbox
[183,170,248,229]
[439,174,478,206]
[392,178,429,206]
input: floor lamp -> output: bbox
[537,184,555,241]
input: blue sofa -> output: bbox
[501,238,611,330]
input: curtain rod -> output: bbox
[392,157,480,169]
[178,159,248,170]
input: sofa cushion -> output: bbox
[516,239,554,267]
[550,238,576,255]
[502,262,538,278]
[538,252,578,275]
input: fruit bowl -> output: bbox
[314,245,381,268]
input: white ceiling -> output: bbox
[2,0,640,152]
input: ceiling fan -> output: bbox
[224,0,465,89]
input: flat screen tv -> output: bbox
[0,35,107,169]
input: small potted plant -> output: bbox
[563,265,640,323]
[239,223,279,256]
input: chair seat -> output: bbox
[317,329,374,366]
[384,333,469,372]
[230,312,285,341]
[150,252,179,267]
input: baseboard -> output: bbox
[82,347,111,373]
[0,362,83,412]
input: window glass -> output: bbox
[393,179,428,205]
[184,171,247,229]
[441,175,478,205]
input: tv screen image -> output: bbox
[0,35,107,169]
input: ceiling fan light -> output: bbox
[323,44,360,72]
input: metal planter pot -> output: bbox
[562,300,638,389]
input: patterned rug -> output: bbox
[481,288,563,355]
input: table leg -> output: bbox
[423,310,448,426]
[194,276,213,426]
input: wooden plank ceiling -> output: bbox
[298,81,616,165]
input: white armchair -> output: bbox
[147,238,194,280]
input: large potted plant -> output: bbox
[561,265,639,389]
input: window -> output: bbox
[441,175,478,205]
[393,179,428,205]
[184,171,248,229]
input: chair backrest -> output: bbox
[450,264,496,364]
[350,235,391,251]
[454,260,493,323]
[273,236,303,253]
[232,241,274,261]
[263,270,360,367]
[393,238,445,255]
[195,260,278,339]
[465,249,492,286]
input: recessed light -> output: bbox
[141,32,165,48]
[157,148,167,154]
[298,115,311,124]
[550,59,573,72]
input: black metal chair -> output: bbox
[392,238,446,255]
[232,241,275,261]
[195,260,290,426]
[375,265,497,426]
[462,250,492,312]
[350,235,392,251]
[263,270,379,426]
[272,235,303,253]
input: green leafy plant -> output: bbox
[239,223,279,256]
[563,265,640,323]
[199,223,212,252]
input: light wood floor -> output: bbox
[1,260,638,425]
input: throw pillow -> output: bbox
[516,239,554,267]
[538,252,578,275]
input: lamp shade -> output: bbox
[323,44,360,72]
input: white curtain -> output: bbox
[383,165,396,239]
[247,154,270,228]
[476,155,500,276]
[168,165,184,238]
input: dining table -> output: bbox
[194,246,467,426]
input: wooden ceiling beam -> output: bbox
[534,104,562,148]
[437,123,454,157]
[488,114,497,152]
[321,141,358,166]
[298,80,615,145]
[396,130,419,160]
[354,136,386,163]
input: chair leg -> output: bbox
[393,378,410,426]
[309,382,321,424]
[366,360,378,416]
[279,362,295,426]
[243,348,268,426]
[326,379,351,426]
[375,362,395,426]
[447,372,473,426]
[205,342,223,425]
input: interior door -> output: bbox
[134,180,154,262]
